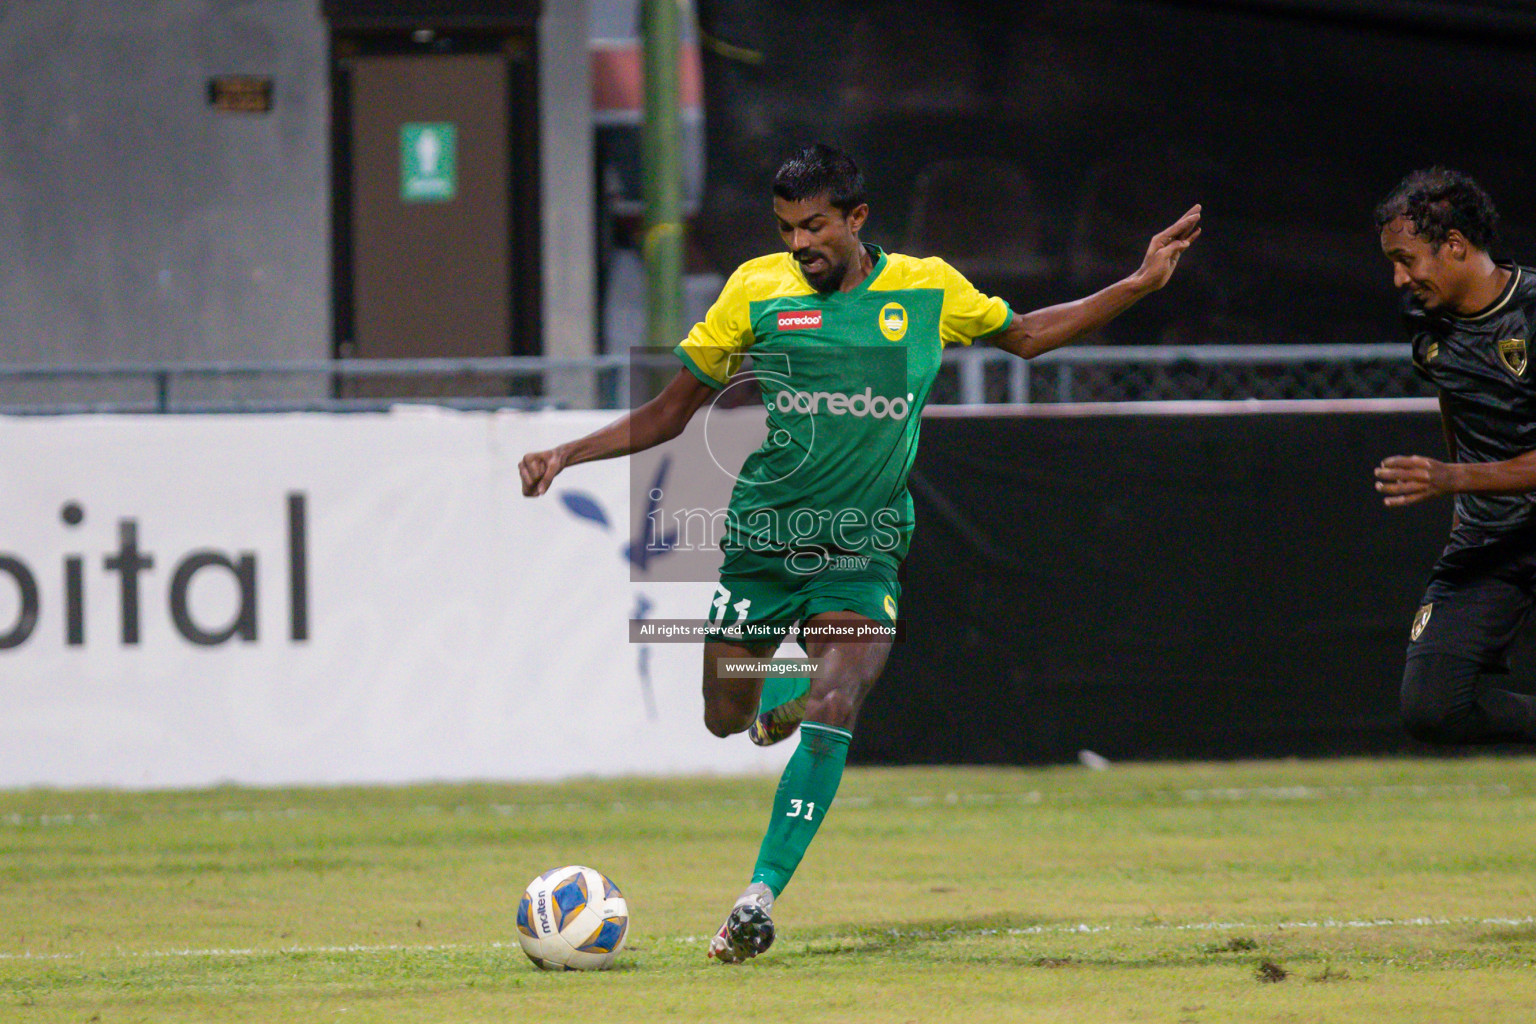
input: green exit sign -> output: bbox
[400,122,457,202]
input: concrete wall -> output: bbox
[0,1,331,367]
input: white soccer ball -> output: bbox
[516,864,630,970]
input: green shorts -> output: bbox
[703,548,901,649]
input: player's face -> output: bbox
[773,193,868,292]
[1379,216,1463,311]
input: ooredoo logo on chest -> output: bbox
[777,310,822,331]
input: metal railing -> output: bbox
[943,343,1430,405]
[0,344,1428,415]
[0,356,633,415]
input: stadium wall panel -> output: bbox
[857,409,1469,766]
[0,409,1478,788]
[0,1,330,370]
[0,410,792,789]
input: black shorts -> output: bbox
[1410,524,1536,669]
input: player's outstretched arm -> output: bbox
[991,205,1202,360]
[1375,450,1536,507]
[519,368,716,497]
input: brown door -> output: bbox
[329,23,542,400]
[350,54,510,363]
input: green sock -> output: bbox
[750,721,851,896]
[756,675,811,716]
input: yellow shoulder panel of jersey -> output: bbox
[872,253,1012,348]
[732,251,818,302]
[868,252,952,292]
[676,253,815,386]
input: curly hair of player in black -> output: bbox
[772,144,865,214]
[1374,167,1500,252]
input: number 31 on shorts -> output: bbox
[709,584,752,628]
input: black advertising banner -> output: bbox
[855,411,1469,764]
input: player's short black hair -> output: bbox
[1374,168,1500,252]
[772,144,866,214]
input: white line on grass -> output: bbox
[0,783,1518,828]
[978,915,1536,938]
[0,941,523,962]
[4,916,1532,963]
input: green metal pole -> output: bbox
[641,0,684,351]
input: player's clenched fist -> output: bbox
[519,448,565,497]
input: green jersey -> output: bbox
[675,244,1011,577]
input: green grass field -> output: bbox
[3,756,1535,1023]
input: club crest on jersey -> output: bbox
[878,302,908,342]
[1497,337,1527,377]
[1411,603,1433,641]
[777,310,821,331]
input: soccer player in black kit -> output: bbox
[1374,168,1536,744]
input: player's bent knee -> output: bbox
[1400,654,1479,744]
[1400,703,1463,744]
[703,702,753,738]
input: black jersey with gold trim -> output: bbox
[1406,262,1536,531]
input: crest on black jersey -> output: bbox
[1411,603,1433,642]
[1496,337,1527,377]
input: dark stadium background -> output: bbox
[689,0,1536,350]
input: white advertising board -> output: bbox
[0,409,794,788]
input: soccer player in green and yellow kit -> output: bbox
[520,144,1200,962]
